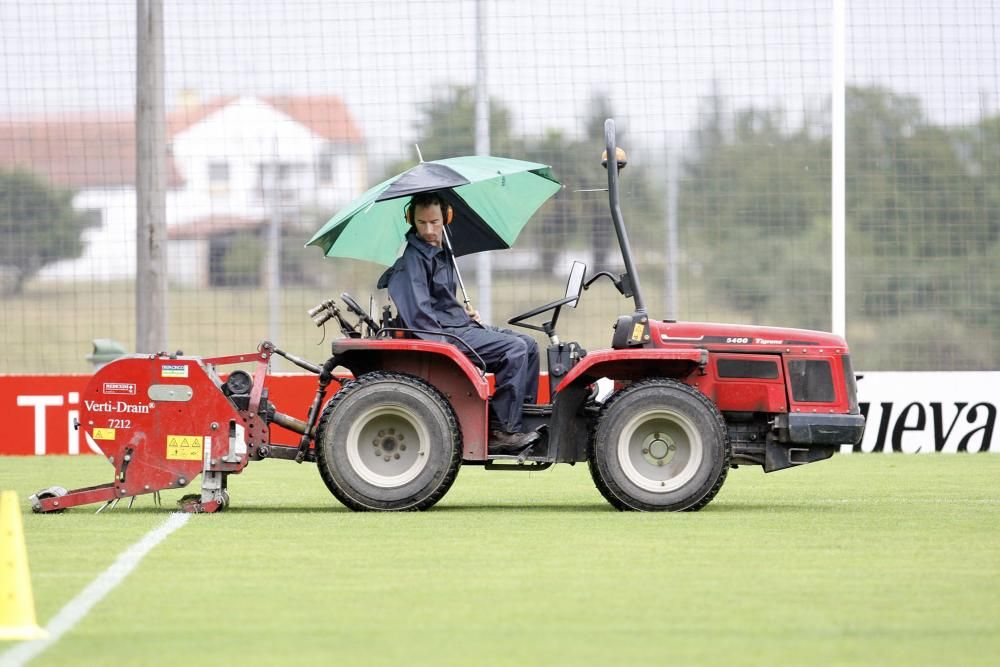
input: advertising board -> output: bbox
[2,372,997,455]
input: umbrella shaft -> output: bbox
[443,227,471,306]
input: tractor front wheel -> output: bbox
[589,379,730,511]
[315,372,461,511]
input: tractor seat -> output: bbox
[380,310,489,372]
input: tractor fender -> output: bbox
[544,348,708,463]
[330,339,491,460]
[556,347,708,392]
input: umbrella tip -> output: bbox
[414,144,425,163]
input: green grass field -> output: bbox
[2,454,999,666]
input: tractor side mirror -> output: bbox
[564,261,587,308]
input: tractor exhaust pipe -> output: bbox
[604,118,647,315]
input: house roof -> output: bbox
[0,95,362,190]
[264,96,364,143]
[0,113,184,190]
[166,96,238,138]
[168,96,364,143]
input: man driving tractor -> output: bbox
[377,191,541,454]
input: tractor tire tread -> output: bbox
[588,377,730,512]
[315,371,462,511]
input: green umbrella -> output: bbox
[306,155,562,267]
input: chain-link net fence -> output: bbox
[1,1,998,373]
[847,2,1000,369]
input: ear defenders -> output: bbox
[405,199,453,226]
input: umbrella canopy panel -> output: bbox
[376,162,470,201]
[307,155,561,267]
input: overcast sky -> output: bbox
[2,1,998,166]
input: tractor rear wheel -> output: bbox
[589,379,730,511]
[315,372,462,511]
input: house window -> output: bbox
[317,155,334,184]
[208,161,230,185]
[257,162,298,200]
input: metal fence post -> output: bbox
[136,0,168,353]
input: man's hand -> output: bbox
[465,303,482,323]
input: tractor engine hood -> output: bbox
[651,320,849,351]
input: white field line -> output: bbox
[0,512,191,667]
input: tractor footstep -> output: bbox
[484,456,553,471]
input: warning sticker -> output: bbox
[631,323,645,341]
[161,364,189,378]
[166,435,203,460]
[93,428,116,440]
[103,382,136,395]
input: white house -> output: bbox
[0,95,366,287]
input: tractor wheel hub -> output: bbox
[642,432,677,466]
[372,430,405,457]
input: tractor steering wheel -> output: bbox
[341,293,380,332]
[507,261,587,338]
[508,295,581,329]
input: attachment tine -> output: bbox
[128,496,136,509]
[110,498,121,510]
[95,500,113,514]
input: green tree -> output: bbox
[952,114,1000,342]
[0,169,95,296]
[847,85,991,261]
[382,86,518,178]
[680,92,831,327]
[520,95,617,273]
[517,94,665,274]
[847,89,1000,309]
[845,85,1000,369]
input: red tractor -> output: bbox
[32,121,864,514]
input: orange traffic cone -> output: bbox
[0,490,47,641]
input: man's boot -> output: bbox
[488,429,539,455]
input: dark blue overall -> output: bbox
[380,232,539,433]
